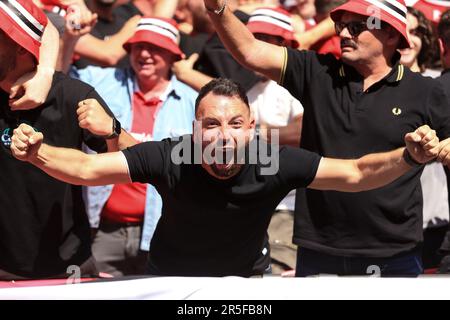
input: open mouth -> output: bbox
[212,147,236,164]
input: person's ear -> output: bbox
[249,114,256,129]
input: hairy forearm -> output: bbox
[353,147,411,192]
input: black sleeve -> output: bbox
[82,88,116,153]
[122,139,171,184]
[428,80,450,139]
[277,146,322,189]
[280,48,337,106]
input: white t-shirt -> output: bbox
[421,162,450,229]
[247,79,304,211]
[247,79,304,127]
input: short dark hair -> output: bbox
[195,78,250,114]
[438,9,450,49]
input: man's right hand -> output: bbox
[11,124,44,162]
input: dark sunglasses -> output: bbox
[335,21,369,37]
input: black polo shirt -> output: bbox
[122,136,321,277]
[280,48,450,258]
[0,72,111,278]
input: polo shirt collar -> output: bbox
[339,60,405,84]
[133,75,180,104]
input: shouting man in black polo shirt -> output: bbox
[0,0,133,280]
[11,78,440,277]
[203,0,450,276]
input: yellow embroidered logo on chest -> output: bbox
[392,107,402,116]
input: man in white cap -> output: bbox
[0,0,131,280]
[202,0,450,276]
[69,17,197,276]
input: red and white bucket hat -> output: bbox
[123,17,183,60]
[247,7,299,48]
[330,0,410,49]
[0,0,48,60]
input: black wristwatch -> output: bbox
[105,118,121,139]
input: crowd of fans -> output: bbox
[1,0,450,280]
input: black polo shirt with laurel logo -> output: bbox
[0,72,112,278]
[280,48,450,258]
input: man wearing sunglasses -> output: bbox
[203,0,450,277]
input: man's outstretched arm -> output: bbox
[309,125,439,192]
[11,124,131,186]
[204,0,285,82]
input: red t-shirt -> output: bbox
[101,91,163,224]
[413,0,450,26]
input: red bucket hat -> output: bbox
[0,0,48,61]
[247,7,299,48]
[330,0,410,49]
[123,17,183,61]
